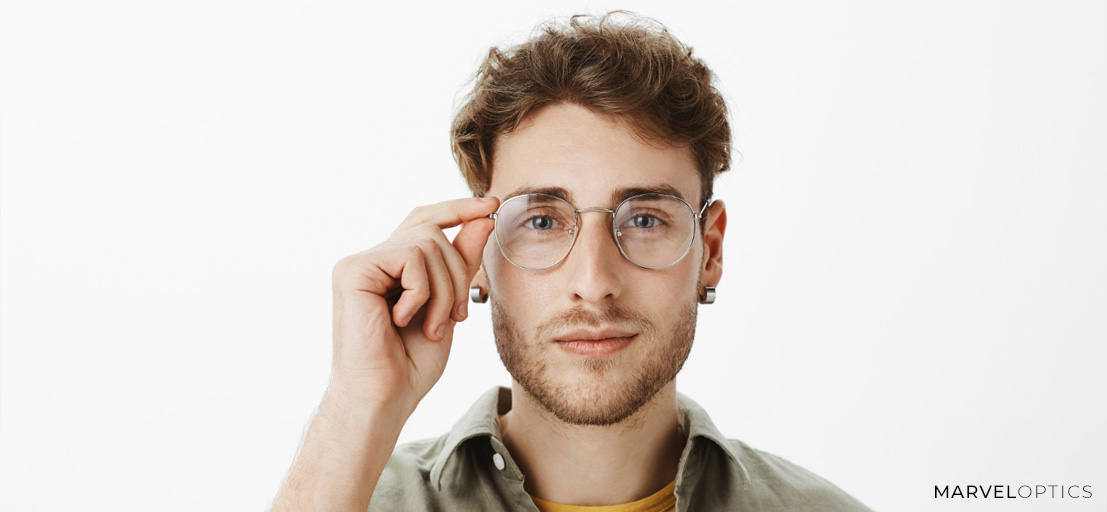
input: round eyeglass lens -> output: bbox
[612,194,696,269]
[494,194,578,270]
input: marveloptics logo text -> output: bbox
[935,485,1092,499]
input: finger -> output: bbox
[392,247,430,328]
[416,240,455,341]
[453,216,496,278]
[421,225,472,322]
[398,196,500,232]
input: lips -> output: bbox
[556,327,637,342]
[555,327,637,357]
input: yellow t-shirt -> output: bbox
[529,480,677,512]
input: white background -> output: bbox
[2,1,1104,511]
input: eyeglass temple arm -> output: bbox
[695,199,714,219]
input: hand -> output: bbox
[328,196,499,419]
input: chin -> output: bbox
[551,373,664,426]
[521,365,673,427]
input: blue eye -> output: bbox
[525,215,557,230]
[627,214,660,229]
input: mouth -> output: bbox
[555,328,637,357]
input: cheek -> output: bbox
[485,249,532,300]
[658,243,703,287]
[482,240,498,276]
[491,267,564,321]
[634,275,693,306]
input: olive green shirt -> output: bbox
[369,386,873,512]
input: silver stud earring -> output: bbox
[699,286,716,304]
[470,286,489,304]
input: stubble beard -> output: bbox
[491,291,699,427]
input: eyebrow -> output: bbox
[502,184,691,207]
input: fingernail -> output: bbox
[480,196,496,202]
[459,301,468,319]
[436,324,446,340]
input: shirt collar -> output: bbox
[430,386,509,490]
[430,386,751,491]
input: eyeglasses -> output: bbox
[488,193,712,271]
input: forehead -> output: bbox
[487,103,700,206]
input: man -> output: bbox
[272,12,872,512]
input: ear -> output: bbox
[700,200,726,287]
[471,263,489,291]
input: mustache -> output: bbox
[537,303,656,339]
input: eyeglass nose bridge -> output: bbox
[572,207,619,234]
[568,207,622,240]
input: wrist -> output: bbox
[320,385,412,438]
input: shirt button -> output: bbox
[492,452,506,471]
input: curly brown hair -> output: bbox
[450,11,731,208]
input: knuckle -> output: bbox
[332,255,354,278]
[419,238,442,257]
[429,221,449,236]
[407,205,431,222]
[416,221,442,238]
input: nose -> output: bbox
[561,210,625,303]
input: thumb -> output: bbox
[452,217,495,278]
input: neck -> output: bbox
[498,380,686,506]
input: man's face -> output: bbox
[481,103,719,426]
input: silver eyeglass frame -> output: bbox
[487,192,713,271]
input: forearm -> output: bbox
[271,395,407,512]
